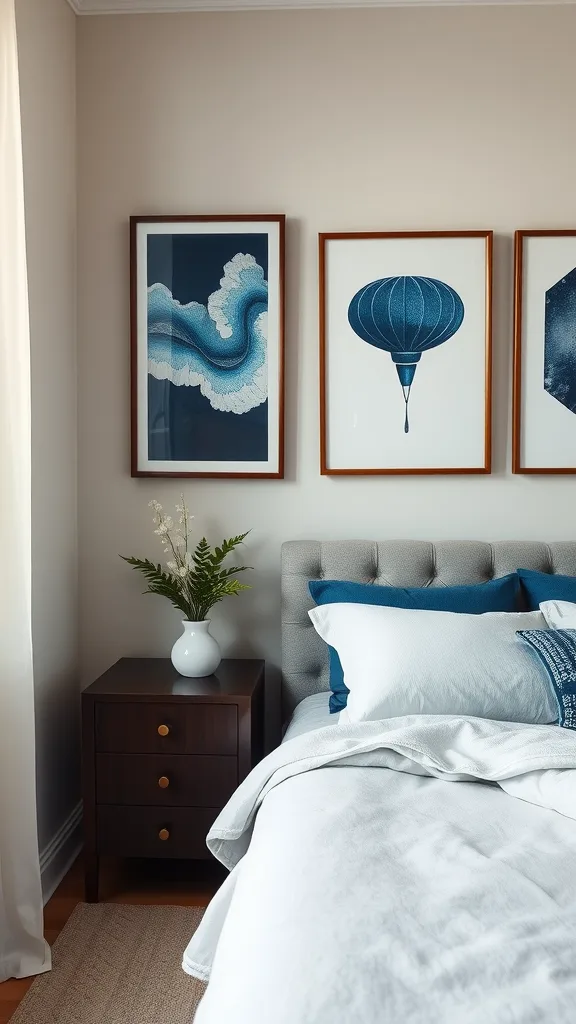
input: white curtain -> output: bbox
[0,0,51,982]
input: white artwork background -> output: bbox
[325,236,488,470]
[520,235,576,470]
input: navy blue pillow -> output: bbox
[517,628,576,730]
[309,575,521,713]
[518,568,576,611]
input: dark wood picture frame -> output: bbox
[513,229,576,475]
[319,230,493,476]
[130,214,285,479]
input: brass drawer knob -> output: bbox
[158,828,170,841]
[157,724,170,737]
[158,776,170,789]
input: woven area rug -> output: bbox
[10,903,206,1024]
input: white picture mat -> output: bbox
[519,234,576,470]
[135,220,281,474]
[324,236,489,471]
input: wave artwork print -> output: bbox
[146,232,269,463]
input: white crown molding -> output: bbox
[66,0,576,16]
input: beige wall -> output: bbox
[16,0,79,884]
[77,7,576,723]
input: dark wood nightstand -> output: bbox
[81,657,264,902]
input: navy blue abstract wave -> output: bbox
[148,252,268,416]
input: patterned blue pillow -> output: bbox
[517,629,576,730]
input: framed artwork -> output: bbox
[513,229,576,474]
[130,214,285,478]
[319,231,493,475]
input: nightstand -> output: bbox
[81,657,264,902]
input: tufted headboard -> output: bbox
[281,539,576,718]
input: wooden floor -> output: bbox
[0,855,225,1023]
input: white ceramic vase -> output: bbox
[171,620,221,678]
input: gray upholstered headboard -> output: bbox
[281,539,576,718]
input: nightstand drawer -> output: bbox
[95,702,237,755]
[96,753,238,807]
[96,805,218,859]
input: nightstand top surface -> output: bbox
[82,657,264,700]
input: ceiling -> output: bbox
[68,0,576,17]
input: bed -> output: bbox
[183,540,576,1023]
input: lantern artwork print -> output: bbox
[320,231,492,475]
[347,276,465,434]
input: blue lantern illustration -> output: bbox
[348,276,465,433]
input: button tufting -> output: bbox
[282,539,576,719]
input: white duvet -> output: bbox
[184,716,576,1023]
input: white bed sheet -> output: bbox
[185,716,576,1023]
[282,692,336,742]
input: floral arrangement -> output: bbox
[121,497,250,622]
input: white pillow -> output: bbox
[540,600,576,629]
[308,603,557,726]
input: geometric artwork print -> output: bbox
[544,267,576,414]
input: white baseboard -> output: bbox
[40,802,83,904]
